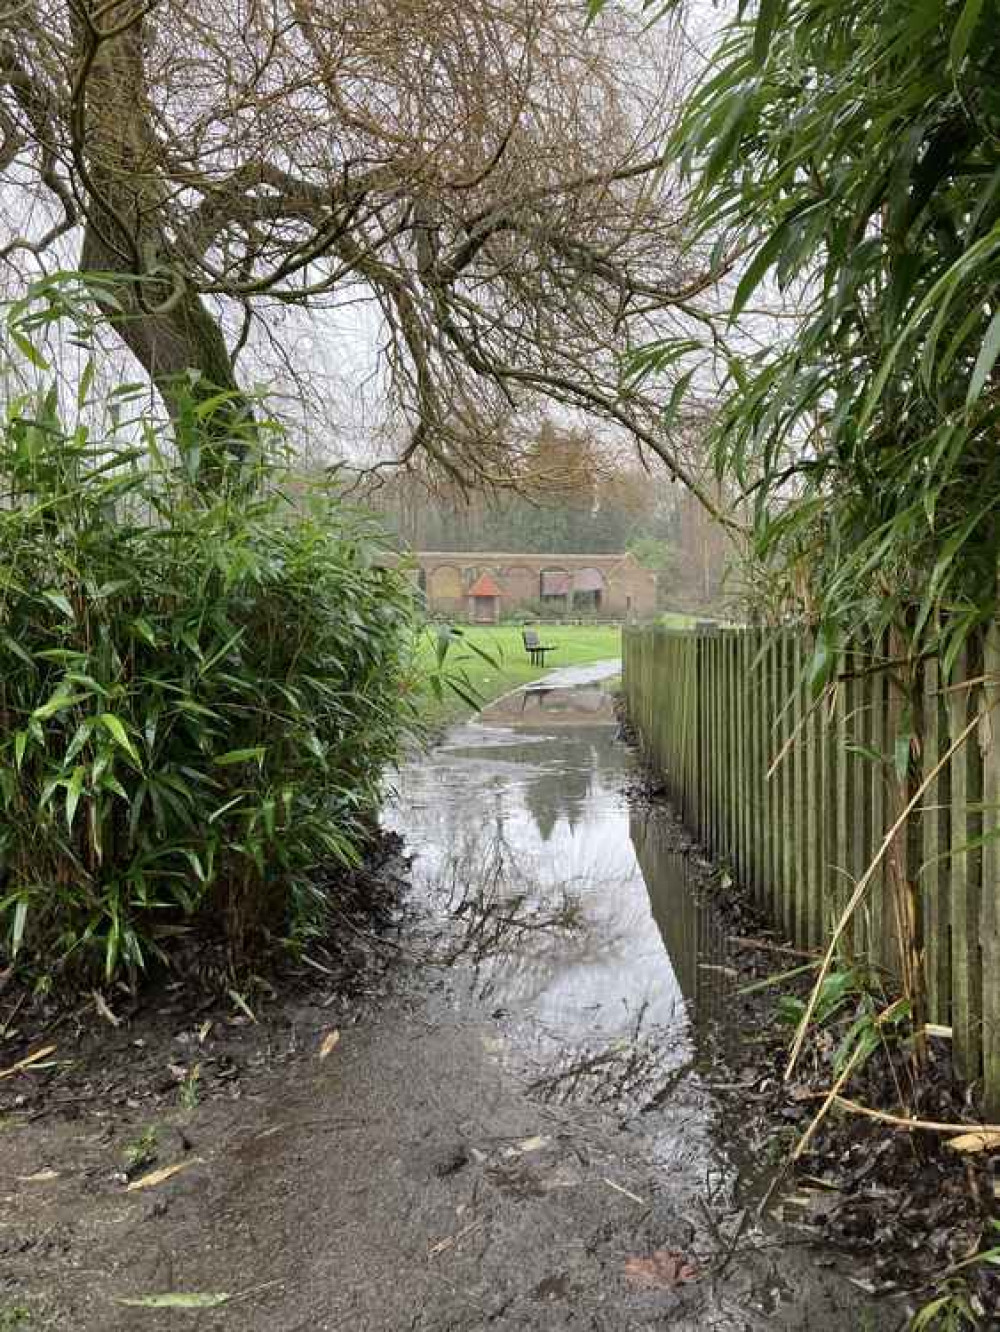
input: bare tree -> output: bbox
[0,0,720,498]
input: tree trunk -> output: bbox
[72,2,252,483]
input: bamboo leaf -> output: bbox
[97,713,139,761]
[950,0,984,70]
[753,0,783,65]
[966,306,1000,407]
[213,747,267,766]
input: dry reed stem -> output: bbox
[831,1095,1000,1136]
[785,709,983,1080]
[790,998,907,1162]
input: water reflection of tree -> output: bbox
[520,730,617,841]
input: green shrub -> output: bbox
[0,323,417,984]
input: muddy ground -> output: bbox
[1,666,993,1330]
[1,934,884,1331]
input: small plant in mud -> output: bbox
[0,1308,30,1330]
[121,1127,159,1178]
[776,965,875,1031]
[910,1224,1000,1331]
[911,1283,981,1332]
[776,963,913,1083]
[178,1064,201,1111]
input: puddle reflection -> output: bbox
[387,675,731,1096]
[384,667,891,1330]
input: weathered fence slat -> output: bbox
[981,626,1000,1117]
[624,620,1000,1108]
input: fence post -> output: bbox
[921,646,950,1024]
[761,628,777,911]
[981,625,1000,1115]
[804,632,822,949]
[710,631,720,855]
[870,635,890,972]
[830,642,849,945]
[947,639,984,1081]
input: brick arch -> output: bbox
[501,565,537,603]
[539,566,571,601]
[428,564,463,603]
[573,566,606,611]
[573,566,606,593]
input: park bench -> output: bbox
[522,627,556,667]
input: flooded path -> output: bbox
[1,664,899,1331]
[383,662,893,1330]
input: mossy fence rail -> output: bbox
[623,625,1000,1114]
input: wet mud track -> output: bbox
[1,664,900,1330]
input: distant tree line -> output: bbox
[362,419,737,609]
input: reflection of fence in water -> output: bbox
[630,807,732,1042]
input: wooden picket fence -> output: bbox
[622,624,1000,1113]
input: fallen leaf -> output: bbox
[114,1293,232,1309]
[227,988,257,1023]
[429,1220,481,1257]
[318,1029,341,1060]
[624,1249,698,1290]
[603,1177,646,1205]
[126,1159,202,1192]
[516,1135,549,1154]
[0,1044,57,1081]
[93,990,121,1027]
[114,1281,282,1310]
[946,1130,1000,1154]
[19,1168,59,1182]
[198,1020,213,1043]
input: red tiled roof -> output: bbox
[468,572,502,597]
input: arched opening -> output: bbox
[572,566,606,613]
[539,566,570,612]
[428,564,464,612]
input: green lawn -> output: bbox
[414,623,622,729]
[660,610,699,630]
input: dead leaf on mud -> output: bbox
[126,1159,203,1192]
[0,1044,57,1081]
[114,1292,233,1309]
[516,1135,549,1154]
[93,990,121,1026]
[623,1249,699,1290]
[227,988,257,1023]
[19,1168,59,1183]
[114,1281,281,1310]
[318,1029,341,1060]
[429,1220,481,1257]
[603,1177,646,1205]
[946,1130,1000,1154]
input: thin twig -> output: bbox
[729,936,820,960]
[791,999,907,1161]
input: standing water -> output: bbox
[387,661,896,1330]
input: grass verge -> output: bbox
[415,623,622,729]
